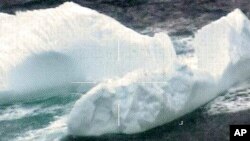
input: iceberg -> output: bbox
[2,0,250,137]
[68,66,217,136]
[0,2,175,104]
[194,9,250,90]
[67,9,250,136]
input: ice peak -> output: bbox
[224,9,250,31]
[194,8,250,88]
[230,8,245,16]
[56,2,98,15]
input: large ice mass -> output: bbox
[194,9,250,90]
[2,0,250,137]
[68,8,250,136]
[68,66,217,136]
[0,2,175,104]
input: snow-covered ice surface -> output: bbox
[0,2,175,104]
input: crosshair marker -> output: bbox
[118,103,120,127]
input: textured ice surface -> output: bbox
[68,9,250,136]
[68,66,217,136]
[0,2,175,104]
[194,9,250,90]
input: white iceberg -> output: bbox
[67,9,250,136]
[0,2,175,104]
[194,9,250,90]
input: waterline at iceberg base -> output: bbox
[0,2,250,141]
[63,108,250,141]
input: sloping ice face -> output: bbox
[0,2,175,104]
[194,9,250,90]
[68,8,250,136]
